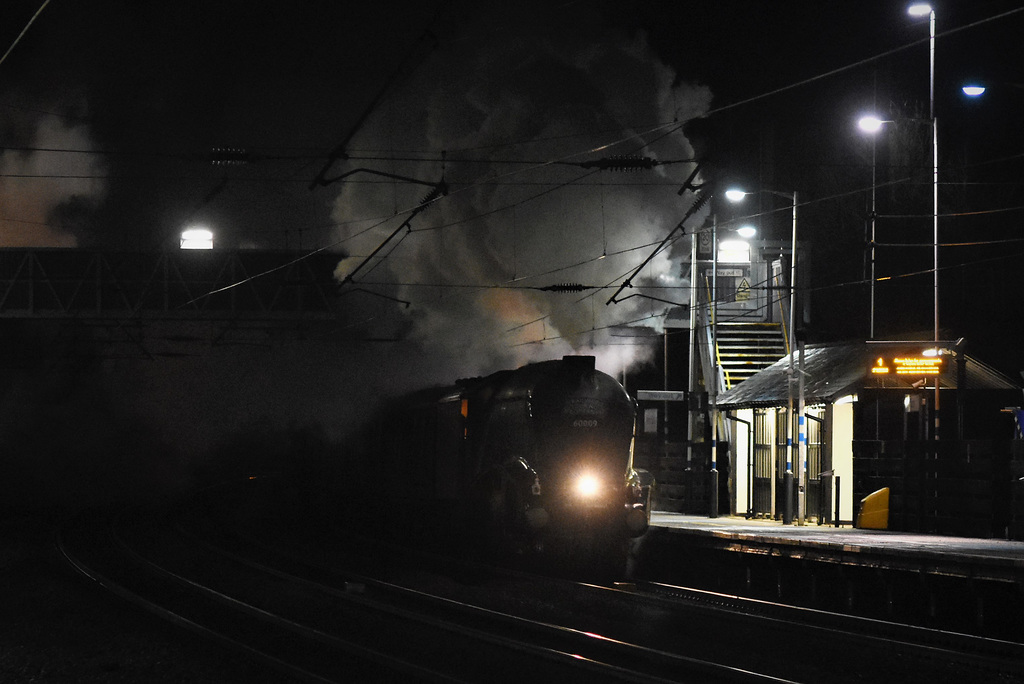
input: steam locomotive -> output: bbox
[369,355,652,558]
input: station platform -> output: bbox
[648,511,1024,583]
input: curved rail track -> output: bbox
[58,505,787,683]
[57,482,1024,684]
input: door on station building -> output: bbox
[752,409,774,517]
[774,408,790,519]
[805,406,825,521]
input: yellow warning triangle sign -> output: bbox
[736,277,751,301]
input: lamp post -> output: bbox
[908,2,940,438]
[857,115,893,339]
[727,187,799,524]
[710,215,719,519]
[688,226,698,477]
[859,111,944,340]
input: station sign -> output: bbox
[697,230,713,258]
[870,355,943,376]
[636,390,687,402]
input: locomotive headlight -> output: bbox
[576,473,601,498]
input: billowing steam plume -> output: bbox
[330,19,712,380]
[0,110,106,247]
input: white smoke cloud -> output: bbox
[329,18,712,380]
[0,112,106,247]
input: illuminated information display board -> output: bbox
[870,356,943,376]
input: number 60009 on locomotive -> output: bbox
[366,355,653,568]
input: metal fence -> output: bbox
[853,439,1024,538]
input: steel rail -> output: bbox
[59,508,788,684]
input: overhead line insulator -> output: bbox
[579,156,658,172]
[210,148,250,165]
[537,283,591,292]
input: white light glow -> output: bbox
[718,240,751,264]
[180,228,214,250]
[858,116,885,133]
[907,3,932,17]
[576,474,600,498]
[962,85,986,97]
[724,189,747,203]
[736,225,757,238]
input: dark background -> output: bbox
[1,1,1022,509]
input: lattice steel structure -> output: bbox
[0,249,345,320]
[0,249,352,359]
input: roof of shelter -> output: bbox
[716,340,1022,409]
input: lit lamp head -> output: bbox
[907,3,933,17]
[719,197,757,262]
[180,228,214,250]
[858,115,887,133]
[718,239,752,263]
[719,224,757,263]
[962,84,986,97]
[736,225,757,239]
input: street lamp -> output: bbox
[963,80,1024,98]
[908,3,937,341]
[180,227,214,250]
[908,2,940,438]
[726,187,798,360]
[858,111,939,339]
[736,224,758,239]
[857,115,894,339]
[857,115,891,133]
[727,187,799,524]
[719,225,758,263]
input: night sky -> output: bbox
[3,0,1023,377]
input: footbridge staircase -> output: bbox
[715,321,788,390]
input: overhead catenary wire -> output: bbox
[876,236,1024,248]
[0,0,51,70]
[130,4,1024,351]
[605,164,706,306]
[16,128,1021,316]
[8,2,1015,344]
[510,242,1024,348]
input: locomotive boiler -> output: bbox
[373,355,652,556]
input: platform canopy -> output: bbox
[716,340,1021,409]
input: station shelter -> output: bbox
[714,340,1024,537]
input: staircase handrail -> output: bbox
[772,270,792,356]
[699,274,729,398]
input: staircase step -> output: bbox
[717,322,781,327]
[713,321,788,389]
[717,333,785,339]
[720,359,783,366]
[719,349,786,356]
[718,337,784,343]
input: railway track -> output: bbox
[58,504,789,683]
[633,580,1024,671]
[58,483,1024,684]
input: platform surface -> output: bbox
[649,512,1024,576]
